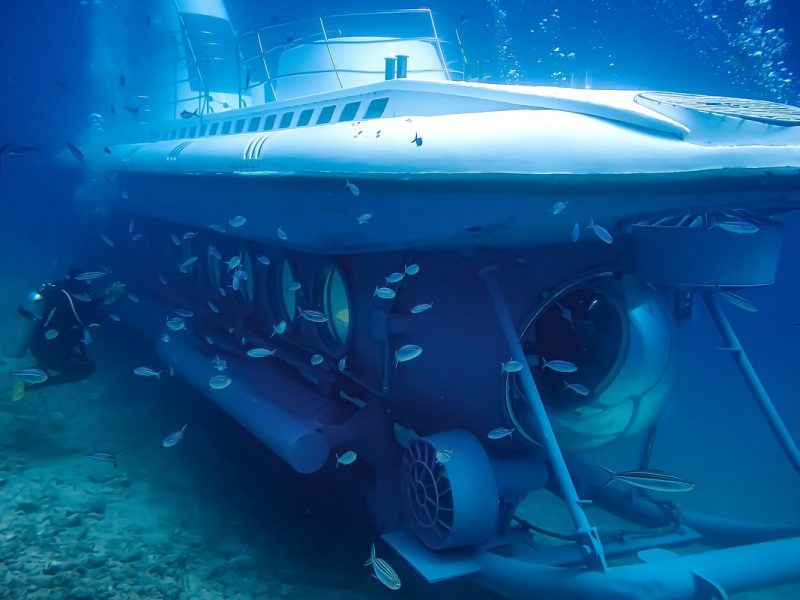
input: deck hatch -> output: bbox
[637,92,800,126]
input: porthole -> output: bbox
[275,259,297,321]
[320,265,350,348]
[207,241,223,291]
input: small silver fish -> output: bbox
[12,368,48,384]
[541,357,578,373]
[173,308,194,318]
[101,234,114,247]
[218,286,227,297]
[160,334,170,343]
[132,233,143,242]
[208,223,226,233]
[364,543,400,590]
[86,451,120,469]
[247,347,276,358]
[385,272,404,284]
[310,354,324,366]
[109,314,121,322]
[572,221,580,242]
[487,427,514,440]
[226,255,241,270]
[271,320,287,337]
[134,366,161,378]
[587,219,613,244]
[162,424,188,448]
[357,213,372,225]
[394,344,422,367]
[45,328,59,340]
[345,179,360,196]
[182,231,198,240]
[404,264,420,276]
[277,227,288,240]
[158,273,168,286]
[298,308,327,323]
[165,317,186,331]
[410,302,433,314]
[209,374,231,390]
[257,255,270,266]
[373,286,396,299]
[73,270,106,281]
[712,220,759,234]
[229,215,247,228]
[564,381,590,396]
[208,244,222,260]
[336,450,357,467]
[551,200,569,215]
[205,335,214,345]
[717,289,758,313]
[207,300,220,313]
[178,256,198,273]
[128,220,135,234]
[598,466,695,492]
[501,360,525,374]
[170,233,181,246]
[287,282,302,293]
[126,293,139,303]
[211,355,227,372]
[338,355,347,371]
[435,447,453,464]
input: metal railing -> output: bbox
[140,8,468,123]
[237,9,467,103]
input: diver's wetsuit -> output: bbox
[19,275,111,386]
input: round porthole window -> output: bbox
[207,241,223,291]
[321,265,350,348]
[277,260,297,321]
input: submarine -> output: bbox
[65,1,800,598]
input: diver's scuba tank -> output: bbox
[3,290,45,359]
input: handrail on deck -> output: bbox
[156,8,467,119]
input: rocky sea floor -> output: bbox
[0,334,503,600]
[1,328,798,599]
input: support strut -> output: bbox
[704,293,800,476]
[480,266,607,571]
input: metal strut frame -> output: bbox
[479,266,607,571]
[703,292,800,475]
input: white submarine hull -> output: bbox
[89,82,800,252]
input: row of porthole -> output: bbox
[161,233,351,352]
[138,97,390,144]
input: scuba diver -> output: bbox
[5,269,125,388]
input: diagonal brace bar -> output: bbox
[480,266,607,571]
[704,293,800,476]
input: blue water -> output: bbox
[1,1,799,598]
